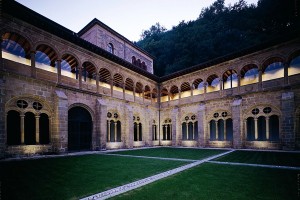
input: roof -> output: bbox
[78,18,155,59]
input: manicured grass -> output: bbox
[215,150,300,167]
[0,154,187,200]
[109,147,228,160]
[112,163,300,200]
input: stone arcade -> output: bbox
[1,1,300,157]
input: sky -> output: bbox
[16,0,258,42]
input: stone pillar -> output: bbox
[232,97,242,148]
[192,123,195,140]
[254,118,258,140]
[258,69,263,91]
[186,123,189,140]
[57,59,62,84]
[237,74,241,93]
[110,79,113,97]
[281,92,295,150]
[96,73,99,93]
[123,84,125,100]
[171,107,178,146]
[107,121,111,142]
[96,98,108,150]
[283,62,289,86]
[35,115,40,144]
[126,105,134,148]
[244,119,247,142]
[133,87,136,102]
[114,122,117,142]
[20,114,25,144]
[78,66,82,89]
[30,51,36,78]
[266,117,269,140]
[53,90,68,153]
[215,121,219,140]
[224,119,227,140]
[197,103,206,147]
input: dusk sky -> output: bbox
[16,0,258,42]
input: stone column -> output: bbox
[107,121,111,142]
[197,103,206,147]
[78,66,82,89]
[133,87,136,102]
[254,118,258,140]
[192,123,195,140]
[96,73,99,93]
[57,59,62,84]
[237,74,241,93]
[266,117,269,140]
[30,50,36,78]
[171,107,178,146]
[283,62,289,86]
[123,84,125,100]
[186,123,189,140]
[114,122,117,142]
[126,104,134,148]
[224,119,227,141]
[281,92,295,149]
[137,124,140,141]
[215,121,219,140]
[20,114,25,144]
[35,115,40,144]
[258,69,263,91]
[244,119,247,142]
[232,97,242,148]
[53,90,68,153]
[96,98,108,150]
[110,79,113,97]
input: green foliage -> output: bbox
[137,0,299,76]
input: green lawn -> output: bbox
[214,150,300,167]
[0,154,187,200]
[109,147,228,160]
[112,163,300,200]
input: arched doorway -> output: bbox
[68,107,92,151]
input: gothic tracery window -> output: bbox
[134,115,142,141]
[182,114,198,140]
[209,111,233,141]
[162,119,172,140]
[107,112,121,142]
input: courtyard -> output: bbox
[1,147,299,200]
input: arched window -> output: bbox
[170,85,179,100]
[269,115,279,141]
[107,112,121,142]
[107,43,114,54]
[7,110,21,145]
[262,58,284,81]
[113,73,123,92]
[241,64,259,86]
[2,32,31,65]
[99,68,111,89]
[82,62,96,84]
[182,114,198,140]
[207,75,219,93]
[180,82,191,98]
[125,78,134,96]
[24,112,36,145]
[152,120,157,140]
[223,70,238,89]
[144,85,151,100]
[161,88,169,102]
[209,111,232,141]
[39,113,50,144]
[162,119,172,140]
[288,55,300,76]
[135,82,143,98]
[193,78,204,95]
[61,53,78,79]
[133,115,142,141]
[36,44,58,73]
[132,56,136,65]
[246,117,255,141]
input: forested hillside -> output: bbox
[136,0,299,76]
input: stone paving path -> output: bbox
[80,150,235,200]
[208,160,300,170]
